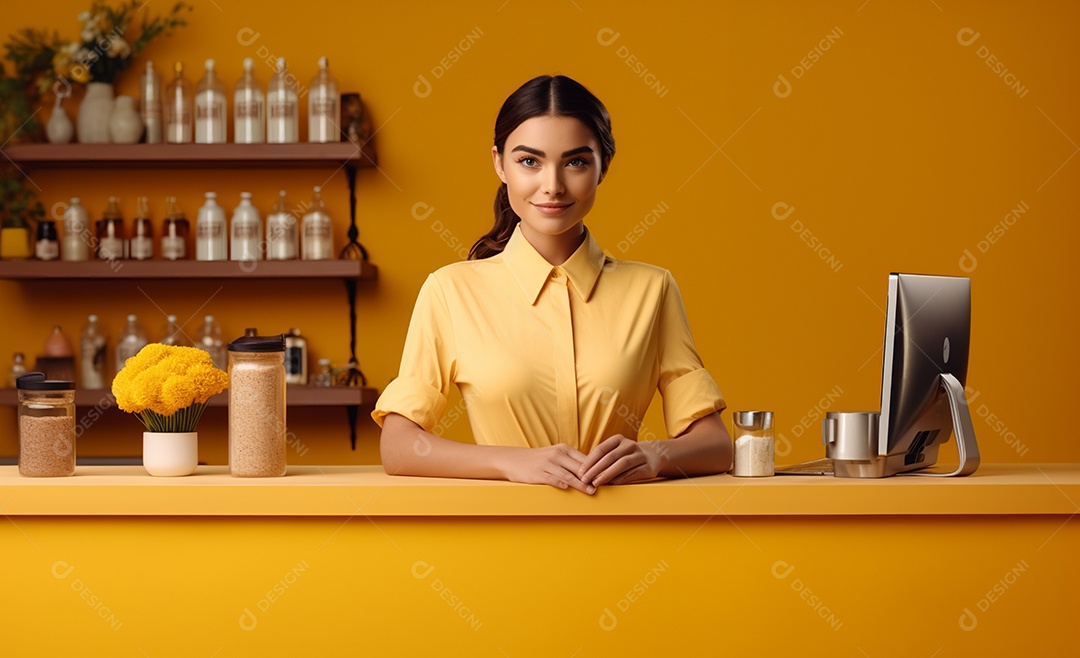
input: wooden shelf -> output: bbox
[0,386,377,408]
[0,259,377,280]
[1,142,377,169]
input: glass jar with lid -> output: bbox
[228,334,287,477]
[732,410,775,477]
[17,372,76,477]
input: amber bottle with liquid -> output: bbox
[161,196,190,260]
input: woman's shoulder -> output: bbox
[601,256,675,284]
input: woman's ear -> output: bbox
[598,156,612,184]
[492,146,507,184]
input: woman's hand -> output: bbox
[578,435,663,487]
[498,444,595,494]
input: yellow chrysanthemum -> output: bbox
[111,344,228,432]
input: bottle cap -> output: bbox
[318,56,328,69]
[88,314,98,322]
[733,411,773,431]
[243,57,253,71]
[205,191,217,200]
[16,372,75,391]
[205,58,215,71]
[228,334,286,353]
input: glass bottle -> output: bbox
[228,334,287,477]
[196,192,228,261]
[115,314,148,373]
[230,192,262,262]
[196,314,226,370]
[166,61,193,144]
[96,196,126,261]
[312,358,332,387]
[17,372,76,477]
[141,61,163,144]
[234,57,264,144]
[61,197,91,261]
[266,190,298,260]
[35,220,59,261]
[195,58,227,144]
[130,196,154,261]
[308,56,339,143]
[266,57,298,144]
[9,352,27,388]
[160,314,191,346]
[301,186,333,260]
[284,328,308,385]
[80,314,108,389]
[162,196,190,261]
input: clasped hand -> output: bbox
[504,435,661,495]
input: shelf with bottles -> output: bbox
[0,385,378,408]
[0,258,377,280]
[0,142,377,169]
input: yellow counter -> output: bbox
[2,464,1077,656]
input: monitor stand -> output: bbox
[902,373,980,477]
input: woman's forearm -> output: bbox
[648,412,733,478]
[380,413,511,479]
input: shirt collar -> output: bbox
[501,224,608,305]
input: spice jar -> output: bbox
[17,372,76,477]
[732,410,774,477]
[228,334,287,477]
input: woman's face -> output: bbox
[493,114,603,241]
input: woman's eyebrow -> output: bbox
[510,145,595,157]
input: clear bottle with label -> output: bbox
[79,314,108,389]
[228,334,287,477]
[196,314,226,370]
[308,56,339,143]
[96,197,126,261]
[301,186,333,260]
[284,328,308,385]
[266,57,298,144]
[195,58,227,144]
[141,61,163,144]
[130,196,154,260]
[196,192,228,261]
[35,220,59,260]
[230,192,262,262]
[62,197,91,261]
[266,190,298,260]
[9,352,27,388]
[234,57,264,144]
[166,61,193,144]
[17,372,76,477]
[160,314,192,346]
[115,314,148,373]
[162,197,190,260]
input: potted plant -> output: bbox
[112,344,229,476]
[0,174,46,260]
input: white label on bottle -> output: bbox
[162,236,186,260]
[36,240,59,260]
[130,236,153,260]
[98,237,124,261]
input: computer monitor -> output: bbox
[875,273,980,477]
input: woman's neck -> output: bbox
[519,223,586,265]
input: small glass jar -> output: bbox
[312,358,333,387]
[732,410,774,477]
[228,335,287,477]
[35,220,59,261]
[17,372,76,477]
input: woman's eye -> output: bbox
[568,158,589,167]
[518,157,538,167]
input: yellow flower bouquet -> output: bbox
[112,344,228,433]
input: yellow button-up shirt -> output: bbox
[372,225,725,453]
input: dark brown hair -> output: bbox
[468,75,616,260]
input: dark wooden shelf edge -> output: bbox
[1,142,378,169]
[0,260,377,281]
[0,386,378,408]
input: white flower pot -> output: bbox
[143,431,198,476]
[77,82,114,144]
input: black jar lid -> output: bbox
[16,372,75,390]
[228,334,286,352]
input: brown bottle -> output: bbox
[96,197,126,261]
[161,196,190,260]
[130,196,154,260]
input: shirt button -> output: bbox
[550,268,561,280]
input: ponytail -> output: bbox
[468,183,519,260]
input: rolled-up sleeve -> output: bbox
[657,271,726,438]
[371,274,456,431]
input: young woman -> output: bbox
[373,75,731,494]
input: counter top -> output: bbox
[2,464,1077,517]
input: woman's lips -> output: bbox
[532,202,574,216]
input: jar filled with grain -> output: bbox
[228,334,287,477]
[17,372,76,477]
[732,410,775,477]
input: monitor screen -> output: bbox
[878,273,971,474]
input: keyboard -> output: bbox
[774,458,834,476]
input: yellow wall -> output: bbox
[2,0,1078,465]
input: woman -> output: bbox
[373,75,731,494]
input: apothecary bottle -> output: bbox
[284,328,307,385]
[96,196,126,261]
[115,314,147,373]
[228,334,287,477]
[230,192,262,262]
[195,58,227,144]
[129,196,154,260]
[35,220,59,261]
[308,56,339,143]
[17,372,76,477]
[234,57,264,144]
[141,61,163,144]
[266,57,298,144]
[266,190,298,260]
[196,192,228,260]
[62,197,91,261]
[301,186,333,260]
[166,61,193,144]
[162,197,190,260]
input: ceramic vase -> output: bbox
[143,431,198,476]
[46,96,75,144]
[109,95,144,144]
[76,82,115,144]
